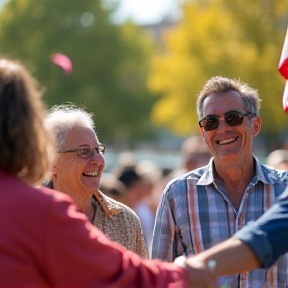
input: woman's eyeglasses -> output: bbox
[59,144,106,158]
[199,110,256,131]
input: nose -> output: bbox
[89,149,104,165]
[90,149,103,159]
[216,115,230,131]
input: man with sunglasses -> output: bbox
[151,76,288,287]
[44,104,148,258]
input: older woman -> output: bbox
[45,105,148,258]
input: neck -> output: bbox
[213,159,255,209]
[214,157,255,182]
[52,178,92,213]
[83,199,96,222]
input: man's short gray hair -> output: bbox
[197,76,261,120]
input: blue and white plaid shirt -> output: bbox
[152,157,288,288]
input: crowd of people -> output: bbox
[0,57,288,288]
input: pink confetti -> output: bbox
[51,53,72,75]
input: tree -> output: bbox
[148,0,288,150]
[0,0,156,147]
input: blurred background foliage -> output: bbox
[0,0,157,148]
[148,0,288,150]
[0,0,287,152]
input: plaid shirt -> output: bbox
[152,157,288,288]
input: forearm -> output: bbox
[187,236,260,276]
[235,195,288,268]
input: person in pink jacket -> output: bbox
[0,57,216,288]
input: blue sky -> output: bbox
[0,0,180,25]
[114,0,180,24]
[0,0,7,8]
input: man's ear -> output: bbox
[252,116,262,137]
[198,126,205,138]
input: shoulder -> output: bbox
[39,186,76,205]
[163,165,208,196]
[0,171,73,208]
[118,202,141,221]
[108,196,141,222]
[170,164,209,185]
[258,162,288,182]
[0,172,81,235]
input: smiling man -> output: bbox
[44,104,147,258]
[151,76,288,287]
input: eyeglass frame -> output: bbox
[198,110,257,131]
[58,144,106,158]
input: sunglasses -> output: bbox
[59,144,106,158]
[199,110,256,131]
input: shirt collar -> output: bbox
[197,155,278,186]
[91,189,123,217]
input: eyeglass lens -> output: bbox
[78,145,105,157]
[199,111,245,131]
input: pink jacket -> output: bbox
[0,171,188,288]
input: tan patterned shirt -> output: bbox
[91,190,148,258]
[43,181,147,258]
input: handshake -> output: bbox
[175,256,218,288]
[173,236,262,288]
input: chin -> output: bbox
[218,154,239,162]
[81,181,99,191]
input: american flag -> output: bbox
[279,25,288,111]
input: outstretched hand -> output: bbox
[175,255,218,288]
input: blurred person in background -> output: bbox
[112,154,162,251]
[115,164,153,250]
[179,135,212,174]
[115,165,146,210]
[45,104,147,258]
[0,57,219,288]
[151,76,288,287]
[135,160,163,252]
[266,149,288,171]
[100,173,126,203]
[112,151,136,173]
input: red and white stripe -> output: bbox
[278,26,288,111]
[279,27,288,79]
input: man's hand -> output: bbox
[175,255,217,288]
